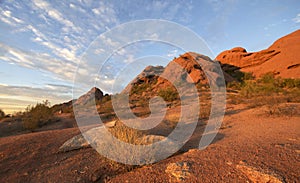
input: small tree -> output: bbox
[22,100,53,131]
[0,109,5,120]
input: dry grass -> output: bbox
[264,103,299,117]
[108,121,145,145]
[103,121,163,165]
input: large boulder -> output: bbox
[59,124,168,152]
[157,52,233,87]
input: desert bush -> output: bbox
[279,78,300,88]
[108,121,144,144]
[240,81,259,97]
[240,82,281,98]
[22,100,53,131]
[0,109,5,120]
[104,121,159,165]
[227,81,242,90]
[158,87,179,102]
[265,103,299,117]
[258,72,277,84]
[239,73,300,98]
[226,72,254,90]
[131,83,151,95]
[242,72,255,81]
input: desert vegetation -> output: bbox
[227,72,300,96]
[22,100,54,131]
[0,109,5,120]
[226,72,300,117]
[158,87,179,102]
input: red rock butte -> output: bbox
[216,29,300,78]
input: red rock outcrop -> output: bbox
[156,52,234,87]
[74,87,103,105]
[216,29,300,78]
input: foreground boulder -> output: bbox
[59,125,168,153]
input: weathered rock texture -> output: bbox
[216,30,300,78]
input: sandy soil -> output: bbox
[0,104,299,182]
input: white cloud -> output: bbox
[3,10,12,17]
[167,49,178,57]
[0,8,24,26]
[32,0,81,33]
[124,54,135,63]
[149,33,159,40]
[293,13,300,23]
[33,37,43,42]
[0,84,72,114]
[94,48,105,54]
[92,8,102,15]
[26,24,78,62]
[0,43,77,82]
[0,0,122,108]
[69,3,86,13]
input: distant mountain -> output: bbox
[216,29,300,78]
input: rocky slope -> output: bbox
[216,29,300,78]
[73,87,104,106]
[123,52,235,95]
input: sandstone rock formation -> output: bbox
[156,52,234,87]
[73,87,103,106]
[122,65,164,94]
[216,29,300,78]
[123,52,234,96]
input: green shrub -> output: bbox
[240,81,259,97]
[279,78,300,88]
[131,83,151,95]
[158,87,179,102]
[227,81,242,90]
[258,72,276,84]
[242,72,255,81]
[22,100,53,131]
[239,73,300,98]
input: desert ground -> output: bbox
[0,97,299,182]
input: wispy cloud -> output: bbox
[32,0,81,32]
[0,0,119,87]
[293,13,300,23]
[0,43,77,82]
[0,8,24,26]
[0,84,72,114]
[167,49,178,58]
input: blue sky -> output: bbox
[0,0,299,114]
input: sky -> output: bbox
[0,0,299,114]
